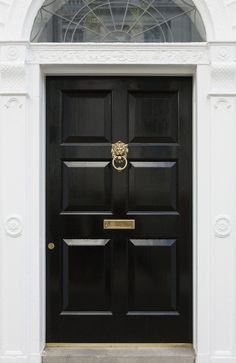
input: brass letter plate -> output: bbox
[104,219,135,230]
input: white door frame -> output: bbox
[0,2,236,363]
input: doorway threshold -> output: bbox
[43,344,195,363]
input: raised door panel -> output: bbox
[128,161,177,211]
[128,239,177,313]
[61,239,112,313]
[62,91,112,143]
[62,161,111,211]
[128,91,178,143]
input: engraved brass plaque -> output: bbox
[104,219,135,230]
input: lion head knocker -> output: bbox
[111,141,129,172]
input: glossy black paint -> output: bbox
[46,77,192,343]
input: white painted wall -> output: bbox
[0,1,236,363]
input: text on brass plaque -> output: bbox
[104,219,135,230]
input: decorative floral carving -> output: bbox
[5,215,23,237]
[4,97,23,109]
[218,47,230,60]
[214,98,232,109]
[27,46,208,65]
[215,216,231,238]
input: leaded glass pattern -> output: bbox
[31,0,206,42]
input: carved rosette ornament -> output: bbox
[5,215,23,237]
[214,216,231,238]
[6,46,20,61]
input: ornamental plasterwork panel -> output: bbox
[210,62,236,94]
[0,44,27,94]
[27,43,236,66]
[27,45,209,65]
[210,44,236,62]
[213,97,233,109]
[4,97,23,109]
[0,45,27,62]
[0,63,26,93]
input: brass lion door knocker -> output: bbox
[111,141,129,172]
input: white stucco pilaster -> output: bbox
[208,47,236,363]
[194,64,211,363]
[0,44,29,362]
[0,45,43,363]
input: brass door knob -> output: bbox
[111,141,129,172]
[48,242,55,250]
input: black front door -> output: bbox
[46,76,192,343]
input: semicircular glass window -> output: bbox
[31,0,206,42]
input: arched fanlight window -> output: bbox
[31,0,206,42]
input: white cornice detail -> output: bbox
[0,42,236,66]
